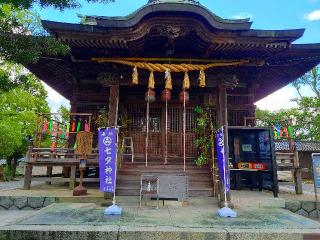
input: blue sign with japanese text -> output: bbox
[216,127,230,193]
[312,154,320,188]
[98,128,117,193]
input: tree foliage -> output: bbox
[194,106,217,166]
[1,0,114,10]
[0,61,49,177]
[0,4,69,64]
[256,66,320,141]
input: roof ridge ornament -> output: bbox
[148,0,200,4]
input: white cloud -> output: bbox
[255,86,298,111]
[230,12,253,20]
[305,9,320,21]
[43,82,70,113]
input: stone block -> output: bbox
[28,197,44,209]
[8,205,19,210]
[14,197,28,209]
[285,200,301,213]
[0,197,13,209]
[259,198,285,208]
[302,201,316,213]
[43,197,56,207]
[296,208,309,217]
[309,209,320,219]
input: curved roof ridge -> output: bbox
[81,2,252,30]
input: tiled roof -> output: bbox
[275,141,320,152]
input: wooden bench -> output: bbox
[23,147,99,190]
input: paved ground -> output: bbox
[0,166,62,191]
[0,200,320,240]
[279,182,320,195]
[12,202,320,229]
[0,179,43,191]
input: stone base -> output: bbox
[73,186,87,196]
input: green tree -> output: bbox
[0,0,113,64]
[256,66,320,141]
[0,62,49,177]
[194,106,217,166]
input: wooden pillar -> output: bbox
[217,84,232,206]
[108,85,120,127]
[248,82,258,126]
[104,84,119,199]
[289,139,303,194]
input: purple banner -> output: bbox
[98,128,117,193]
[216,127,230,193]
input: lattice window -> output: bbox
[129,107,162,133]
[129,107,146,132]
[186,108,197,132]
[149,108,162,133]
[168,108,180,133]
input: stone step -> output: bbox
[117,180,213,189]
[117,175,212,182]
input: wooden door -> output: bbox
[129,104,197,161]
[129,106,162,159]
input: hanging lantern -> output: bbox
[145,88,156,103]
[179,90,190,103]
[132,66,139,85]
[161,89,171,101]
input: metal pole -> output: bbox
[183,91,186,172]
[146,97,150,168]
[113,127,119,205]
[165,98,168,164]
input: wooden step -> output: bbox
[117,159,213,197]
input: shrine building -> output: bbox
[24,0,320,199]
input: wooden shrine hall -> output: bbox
[24,0,320,199]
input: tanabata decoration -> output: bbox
[84,120,90,132]
[66,123,70,139]
[77,120,81,132]
[42,118,48,134]
[49,120,53,132]
[288,127,294,137]
[273,124,294,140]
[50,122,58,151]
[71,120,76,132]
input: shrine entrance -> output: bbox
[128,103,197,163]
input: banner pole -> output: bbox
[146,100,150,168]
[183,91,186,172]
[113,127,119,205]
[165,98,168,164]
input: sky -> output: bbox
[34,0,320,112]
